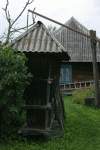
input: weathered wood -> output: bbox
[22,104,52,109]
[54,17,100,62]
[59,80,97,95]
[18,121,62,139]
[4,20,69,137]
[19,54,66,136]
[45,63,52,129]
[90,30,100,107]
[59,89,66,119]
[52,73,65,130]
[71,62,100,82]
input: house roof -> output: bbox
[54,17,100,62]
[5,21,70,61]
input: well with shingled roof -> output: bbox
[5,21,70,137]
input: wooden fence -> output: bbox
[59,80,100,95]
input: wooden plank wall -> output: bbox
[54,18,100,62]
[71,62,100,82]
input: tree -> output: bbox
[47,24,57,33]
[1,0,36,46]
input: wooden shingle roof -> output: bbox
[54,17,100,62]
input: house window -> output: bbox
[65,67,69,81]
[59,64,72,83]
[60,67,64,81]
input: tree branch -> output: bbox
[32,7,36,24]
[11,0,34,27]
[2,0,10,23]
[28,0,34,4]
[11,23,34,33]
[2,0,35,46]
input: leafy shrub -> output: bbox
[0,43,33,137]
[72,84,95,104]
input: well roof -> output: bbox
[5,21,70,61]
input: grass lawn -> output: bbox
[1,95,100,150]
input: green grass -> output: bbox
[1,96,100,150]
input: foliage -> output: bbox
[0,42,33,137]
[72,84,95,104]
[1,96,100,150]
[47,24,57,33]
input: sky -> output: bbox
[0,0,100,40]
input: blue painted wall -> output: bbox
[59,63,72,83]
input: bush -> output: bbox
[0,42,33,137]
[72,84,95,104]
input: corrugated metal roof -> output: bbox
[54,17,100,62]
[5,21,70,60]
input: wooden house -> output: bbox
[5,21,70,136]
[54,17,100,84]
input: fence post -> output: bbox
[90,30,100,107]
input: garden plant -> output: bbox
[72,84,95,104]
[0,42,33,139]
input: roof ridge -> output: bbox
[54,16,100,39]
[41,23,67,52]
[54,16,90,34]
[65,17,89,32]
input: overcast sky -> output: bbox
[0,0,100,39]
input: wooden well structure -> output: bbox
[5,21,70,136]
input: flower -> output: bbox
[15,72,17,74]
[15,80,20,84]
